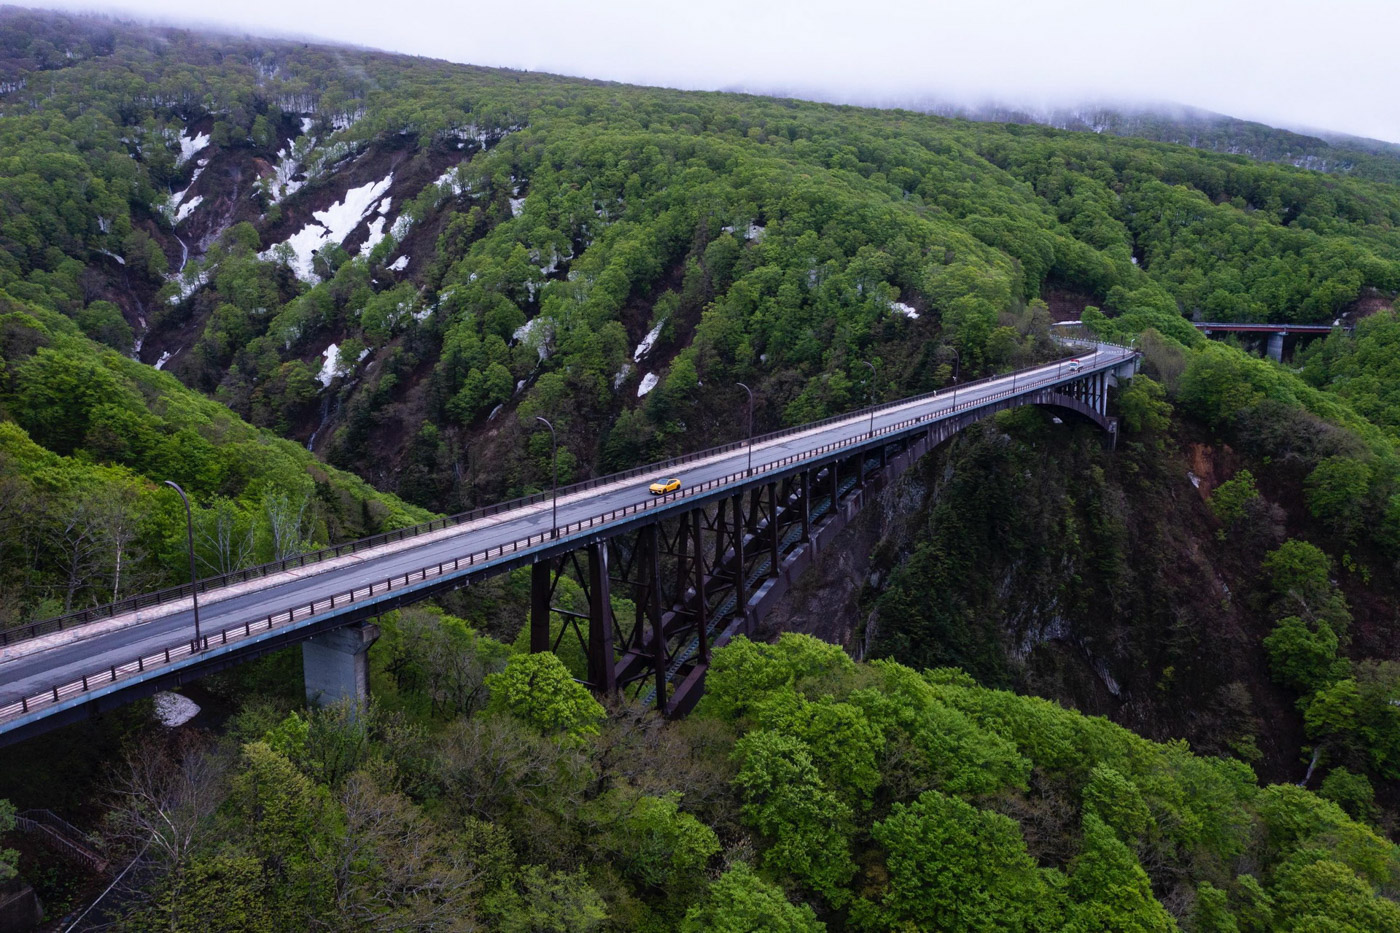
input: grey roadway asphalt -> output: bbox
[0,344,1133,707]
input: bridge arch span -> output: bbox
[1025,389,1115,433]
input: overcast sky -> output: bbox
[38,0,1400,144]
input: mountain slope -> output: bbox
[880,98,1400,185]
[4,9,1400,928]
[6,9,1394,516]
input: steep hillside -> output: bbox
[3,1,1400,807]
[4,8,1400,928]
[0,291,431,625]
[3,8,1399,518]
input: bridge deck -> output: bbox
[1192,322,1340,333]
[0,343,1137,740]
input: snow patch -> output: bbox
[317,343,342,387]
[261,174,394,281]
[154,349,174,370]
[362,214,389,255]
[889,301,919,320]
[174,195,203,226]
[331,111,363,132]
[538,249,562,276]
[167,269,208,305]
[176,130,210,167]
[613,363,632,389]
[300,116,315,135]
[389,255,410,272]
[509,196,526,217]
[637,372,660,397]
[163,163,207,222]
[435,164,471,197]
[633,321,664,362]
[269,146,307,202]
[154,691,201,727]
[513,317,552,361]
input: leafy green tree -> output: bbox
[228,741,333,917]
[1319,768,1380,825]
[485,651,605,738]
[860,790,1057,932]
[1269,858,1400,932]
[485,866,607,933]
[753,691,885,806]
[731,729,856,902]
[589,790,720,890]
[1305,457,1373,542]
[1208,469,1259,529]
[1178,346,1264,427]
[1351,661,1400,779]
[1263,540,1333,605]
[74,299,133,352]
[1192,882,1240,933]
[1119,374,1172,435]
[681,862,825,933]
[1304,679,1363,760]
[1230,874,1276,933]
[700,633,855,721]
[1264,616,1346,694]
[1082,764,1152,842]
[1064,813,1177,932]
[156,854,275,933]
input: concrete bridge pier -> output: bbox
[1267,332,1284,363]
[301,621,380,709]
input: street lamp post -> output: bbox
[860,361,876,439]
[535,416,559,538]
[163,480,202,653]
[736,383,754,476]
[944,346,961,412]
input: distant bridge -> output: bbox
[0,343,1139,745]
[1193,321,1347,361]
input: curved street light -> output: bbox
[860,360,877,439]
[163,480,202,653]
[736,382,754,477]
[942,345,961,412]
[534,417,559,539]
[944,345,960,382]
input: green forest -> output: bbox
[18,629,1400,932]
[3,6,1400,931]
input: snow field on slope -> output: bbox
[261,174,394,281]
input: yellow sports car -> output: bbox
[649,477,682,495]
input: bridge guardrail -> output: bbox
[0,338,1121,648]
[0,349,1134,729]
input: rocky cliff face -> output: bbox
[766,408,1332,784]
